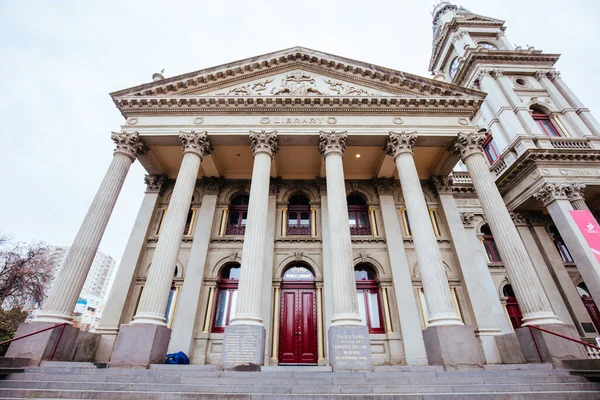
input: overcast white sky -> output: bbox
[1,0,599,264]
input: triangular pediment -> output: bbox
[190,69,398,97]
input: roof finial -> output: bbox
[152,69,165,82]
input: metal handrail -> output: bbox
[527,324,600,363]
[0,322,69,361]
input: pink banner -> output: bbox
[570,210,600,263]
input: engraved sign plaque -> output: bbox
[328,325,373,371]
[221,325,265,370]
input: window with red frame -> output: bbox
[287,194,311,235]
[355,264,384,333]
[481,224,502,263]
[482,133,501,163]
[532,112,561,137]
[549,224,574,263]
[212,263,240,332]
[347,194,371,236]
[503,284,523,329]
[226,194,249,235]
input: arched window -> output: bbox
[212,263,240,332]
[287,194,311,235]
[355,264,384,333]
[548,224,573,263]
[226,194,249,235]
[531,107,561,137]
[503,284,523,329]
[578,282,600,333]
[347,194,371,236]
[481,224,501,263]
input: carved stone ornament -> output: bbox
[193,117,204,124]
[324,79,373,96]
[373,178,397,196]
[179,131,213,158]
[384,131,417,159]
[249,130,279,157]
[547,71,561,80]
[510,212,528,227]
[228,251,238,262]
[460,212,476,228]
[144,174,165,193]
[202,177,224,195]
[453,131,485,161]
[216,79,274,96]
[126,117,139,125]
[318,131,348,157]
[271,72,324,95]
[568,183,586,202]
[458,117,470,126]
[475,69,492,82]
[392,117,404,125]
[359,251,369,262]
[269,177,282,195]
[111,131,146,160]
[294,251,303,261]
[534,70,549,81]
[533,182,572,206]
[315,177,327,195]
[431,175,454,195]
[527,212,548,227]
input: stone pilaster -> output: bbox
[386,132,461,327]
[454,132,561,326]
[34,132,145,324]
[95,174,165,361]
[132,131,212,325]
[568,183,590,211]
[318,131,362,326]
[549,71,600,136]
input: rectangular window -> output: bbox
[400,208,412,237]
[483,134,501,163]
[482,238,502,263]
[213,289,237,332]
[155,208,167,235]
[356,289,384,333]
[533,114,561,137]
[418,287,463,328]
[183,208,197,236]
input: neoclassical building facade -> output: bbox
[10,2,600,370]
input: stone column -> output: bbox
[454,132,561,326]
[95,174,165,362]
[319,131,372,371]
[385,132,461,327]
[549,71,600,137]
[476,70,528,140]
[261,180,278,363]
[132,131,212,326]
[35,132,145,324]
[168,177,222,355]
[221,131,278,370]
[534,183,600,308]
[317,178,334,348]
[386,132,484,370]
[536,71,592,137]
[569,183,591,211]
[511,213,574,326]
[110,131,212,368]
[374,178,428,366]
[432,176,510,364]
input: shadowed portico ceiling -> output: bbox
[111,46,485,116]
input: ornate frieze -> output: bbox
[318,131,348,157]
[144,174,165,193]
[202,177,224,195]
[111,131,145,160]
[324,79,373,96]
[373,178,397,196]
[179,131,213,158]
[534,70,550,81]
[249,130,279,158]
[384,131,417,159]
[453,131,486,161]
[431,175,454,195]
[533,182,572,206]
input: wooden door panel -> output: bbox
[279,290,298,364]
[298,290,318,364]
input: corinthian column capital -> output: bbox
[431,175,454,195]
[249,130,278,158]
[111,131,146,160]
[534,70,549,81]
[372,178,397,196]
[453,131,485,161]
[568,182,586,202]
[179,131,213,158]
[533,182,572,206]
[144,174,166,193]
[318,131,348,157]
[384,131,417,159]
[510,212,529,227]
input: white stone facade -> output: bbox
[28,3,600,368]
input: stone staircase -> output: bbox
[1,362,600,399]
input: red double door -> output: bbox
[278,284,318,365]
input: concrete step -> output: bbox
[0,358,30,368]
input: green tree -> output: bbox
[0,308,28,356]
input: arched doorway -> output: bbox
[278,264,318,365]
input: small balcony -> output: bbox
[287,223,311,236]
[225,224,246,236]
[350,224,372,236]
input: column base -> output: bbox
[422,325,484,371]
[93,327,119,363]
[327,325,372,372]
[495,332,527,364]
[515,324,588,368]
[5,322,80,366]
[475,329,503,364]
[109,324,171,368]
[221,325,265,371]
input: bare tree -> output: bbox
[0,234,53,309]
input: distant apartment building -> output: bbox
[43,246,117,331]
